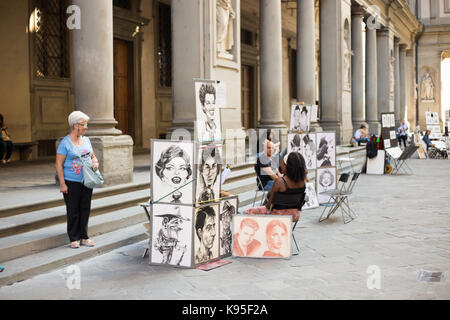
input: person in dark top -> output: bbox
[255,139,281,191]
[424,130,448,158]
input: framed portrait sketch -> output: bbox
[289,104,311,132]
[219,195,239,258]
[303,182,319,210]
[232,215,292,259]
[195,145,223,204]
[316,132,336,168]
[287,133,302,155]
[150,204,194,268]
[194,203,220,266]
[287,133,316,170]
[195,80,222,143]
[316,167,337,204]
[151,140,195,205]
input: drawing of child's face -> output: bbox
[203,94,216,119]
[162,157,189,188]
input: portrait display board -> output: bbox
[289,104,311,132]
[303,182,319,210]
[150,204,194,268]
[366,150,386,175]
[151,140,195,205]
[195,80,222,143]
[194,203,220,266]
[195,144,223,204]
[232,215,292,259]
[316,132,336,168]
[425,111,439,125]
[381,112,398,149]
[287,133,317,170]
[316,167,337,204]
[218,196,239,258]
[427,125,442,139]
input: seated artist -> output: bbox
[423,130,448,158]
[245,152,306,222]
[352,124,370,146]
[255,140,282,191]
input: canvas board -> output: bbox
[150,203,194,268]
[366,150,385,175]
[316,167,337,204]
[303,182,319,210]
[218,196,239,258]
[426,112,440,125]
[384,139,391,149]
[386,147,403,160]
[287,133,317,170]
[390,130,396,140]
[427,125,442,139]
[289,104,311,132]
[316,132,336,168]
[194,203,220,266]
[151,139,195,205]
[195,145,222,204]
[195,80,222,143]
[389,114,395,127]
[232,215,292,259]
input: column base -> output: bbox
[89,135,134,187]
[366,121,382,136]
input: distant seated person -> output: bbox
[423,129,448,158]
[266,129,280,155]
[397,120,408,148]
[352,125,370,146]
[255,140,282,191]
[0,114,14,164]
[246,152,306,222]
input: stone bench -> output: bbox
[14,141,38,160]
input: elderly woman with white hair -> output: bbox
[56,111,99,249]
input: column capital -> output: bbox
[376,27,390,37]
[351,6,366,17]
[399,43,408,51]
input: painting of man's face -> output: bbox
[239,226,257,247]
[200,215,216,250]
[201,156,218,187]
[203,93,216,118]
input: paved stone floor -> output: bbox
[0,158,449,300]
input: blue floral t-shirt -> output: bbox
[57,136,93,183]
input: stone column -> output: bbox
[72,0,133,186]
[351,8,366,130]
[399,44,407,123]
[394,39,401,125]
[365,20,380,135]
[376,27,394,118]
[320,0,352,144]
[259,0,284,128]
[297,0,316,105]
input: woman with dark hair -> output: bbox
[155,145,193,203]
[0,114,14,164]
[244,152,306,222]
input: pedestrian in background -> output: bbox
[56,111,99,249]
[0,114,14,164]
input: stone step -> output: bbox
[0,206,147,262]
[0,189,151,238]
[0,224,147,288]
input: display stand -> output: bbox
[386,145,418,175]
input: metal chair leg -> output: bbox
[142,248,149,259]
[291,221,299,255]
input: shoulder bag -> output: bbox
[71,138,104,189]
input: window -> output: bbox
[113,0,132,10]
[32,0,70,79]
[157,2,172,88]
[241,29,254,46]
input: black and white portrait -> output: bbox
[196,146,222,203]
[289,105,310,132]
[150,204,193,268]
[303,182,319,210]
[194,204,220,265]
[316,132,336,168]
[152,140,194,205]
[287,133,302,154]
[301,133,317,170]
[219,197,238,257]
[195,81,222,142]
[317,167,336,204]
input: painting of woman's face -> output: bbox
[162,157,190,188]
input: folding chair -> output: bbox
[252,173,269,207]
[318,173,356,224]
[268,188,306,256]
